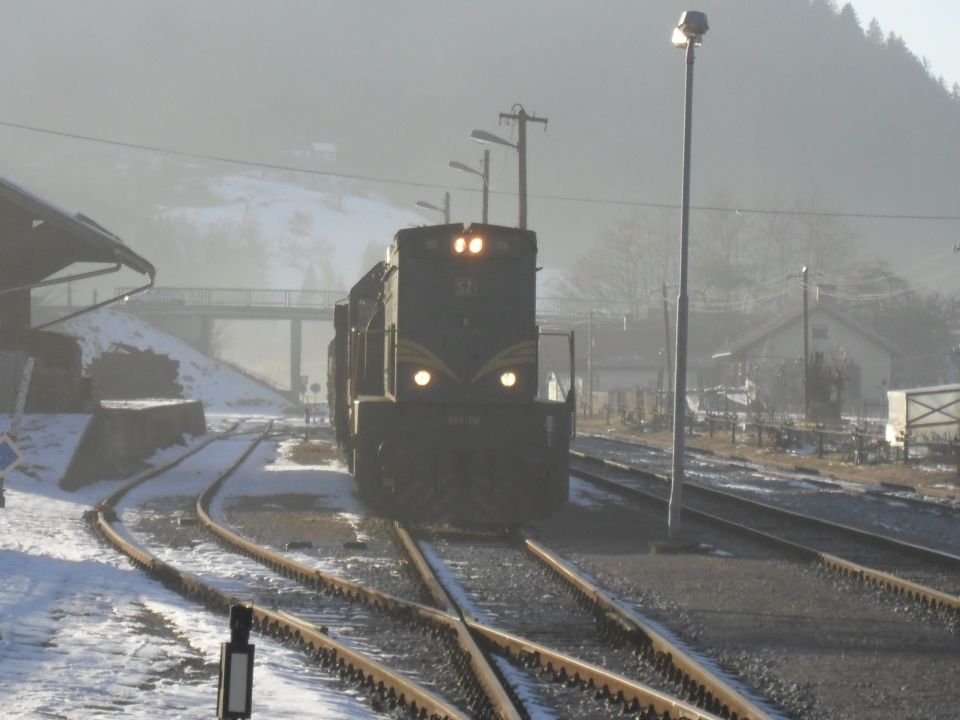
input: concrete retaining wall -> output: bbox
[62,400,206,490]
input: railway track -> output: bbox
[91,422,474,719]
[576,434,960,552]
[86,418,956,717]
[89,421,783,718]
[400,524,776,720]
[198,430,752,718]
[570,450,960,616]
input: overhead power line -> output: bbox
[2,118,960,222]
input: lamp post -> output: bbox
[449,151,490,223]
[470,130,517,225]
[471,105,548,230]
[668,10,708,541]
[415,192,450,224]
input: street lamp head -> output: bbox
[673,10,708,46]
[449,160,481,176]
[415,200,441,212]
[470,129,517,149]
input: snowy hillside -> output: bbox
[165,173,428,289]
[164,172,564,293]
[64,309,292,414]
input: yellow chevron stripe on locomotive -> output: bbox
[470,340,536,385]
[395,338,459,382]
[397,338,535,386]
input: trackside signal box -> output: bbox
[217,604,255,719]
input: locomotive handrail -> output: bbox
[540,329,577,438]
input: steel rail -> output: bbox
[521,536,775,720]
[93,421,239,512]
[194,435,521,720]
[467,620,723,720]
[195,460,448,622]
[572,449,960,566]
[392,523,525,720]
[94,519,464,719]
[576,432,960,514]
[90,423,466,720]
[571,457,960,614]
[191,467,746,720]
[182,434,763,720]
[397,525,743,720]
[184,439,539,718]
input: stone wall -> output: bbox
[62,400,205,490]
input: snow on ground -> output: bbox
[64,308,291,414]
[0,413,92,494]
[0,422,379,719]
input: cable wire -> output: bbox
[4,118,960,222]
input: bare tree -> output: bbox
[559,210,675,315]
[691,193,753,302]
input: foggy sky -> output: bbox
[0,0,958,292]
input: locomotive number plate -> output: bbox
[447,415,480,426]
[454,278,477,297]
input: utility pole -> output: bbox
[661,283,673,395]
[499,105,548,229]
[587,308,594,417]
[443,191,450,224]
[801,266,809,420]
[481,149,490,224]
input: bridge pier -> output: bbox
[199,316,213,356]
[290,318,302,399]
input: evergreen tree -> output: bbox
[838,4,860,32]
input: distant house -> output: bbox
[540,312,703,416]
[713,300,899,415]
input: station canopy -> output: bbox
[0,176,154,324]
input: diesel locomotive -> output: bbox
[327,223,574,524]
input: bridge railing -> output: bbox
[116,287,347,309]
[115,287,635,319]
[536,296,635,319]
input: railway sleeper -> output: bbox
[821,558,958,618]
[254,618,449,720]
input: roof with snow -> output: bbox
[0,176,155,292]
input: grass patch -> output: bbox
[287,440,341,465]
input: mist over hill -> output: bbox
[0,0,956,294]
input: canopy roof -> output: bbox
[0,176,154,291]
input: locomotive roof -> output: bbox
[394,223,537,249]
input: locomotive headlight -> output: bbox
[499,371,517,388]
[453,237,467,254]
[468,236,484,254]
[413,370,432,387]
